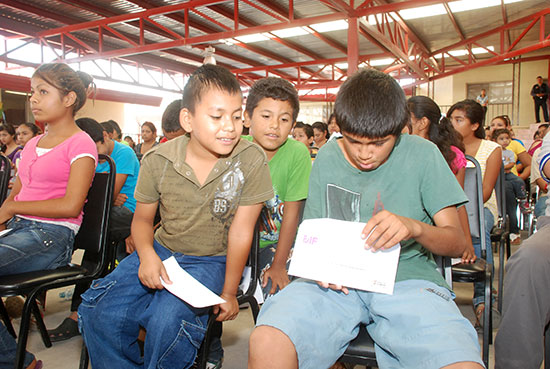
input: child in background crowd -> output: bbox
[292,121,317,159]
[0,62,98,369]
[243,77,312,299]
[327,113,340,136]
[312,121,328,149]
[160,99,186,142]
[78,64,273,369]
[0,124,22,165]
[492,128,528,209]
[124,135,136,149]
[489,115,531,244]
[249,68,482,369]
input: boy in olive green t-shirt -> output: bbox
[79,65,273,369]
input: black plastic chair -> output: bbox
[0,154,115,369]
[194,221,261,369]
[451,155,492,368]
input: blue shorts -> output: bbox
[257,278,484,369]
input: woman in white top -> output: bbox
[448,99,502,328]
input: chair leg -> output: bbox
[79,341,89,369]
[0,299,16,338]
[498,237,505,313]
[30,299,51,348]
[15,297,35,369]
[482,266,491,368]
[545,323,550,369]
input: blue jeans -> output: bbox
[472,207,495,308]
[0,322,34,369]
[0,217,75,276]
[78,241,226,369]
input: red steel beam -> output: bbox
[431,39,550,81]
[431,8,550,56]
[442,2,476,62]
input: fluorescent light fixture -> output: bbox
[449,0,522,13]
[234,33,270,43]
[433,46,495,58]
[271,27,309,38]
[365,0,522,23]
[368,58,396,66]
[398,78,416,87]
[310,20,348,33]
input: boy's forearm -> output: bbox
[272,201,303,267]
[132,214,156,260]
[408,208,466,257]
[221,204,263,296]
[222,232,253,296]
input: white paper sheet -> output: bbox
[161,256,225,308]
[288,218,401,295]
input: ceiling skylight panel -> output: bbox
[271,27,309,38]
[234,33,270,43]
[309,20,348,32]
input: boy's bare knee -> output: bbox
[249,326,297,369]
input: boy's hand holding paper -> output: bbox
[288,218,401,295]
[161,256,225,308]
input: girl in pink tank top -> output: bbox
[0,63,98,369]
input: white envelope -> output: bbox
[161,256,225,308]
[288,218,401,295]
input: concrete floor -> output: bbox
[8,239,529,369]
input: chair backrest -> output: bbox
[464,155,487,254]
[0,155,11,204]
[242,221,260,298]
[434,255,452,287]
[74,154,115,274]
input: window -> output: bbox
[467,81,513,104]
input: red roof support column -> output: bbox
[348,17,359,75]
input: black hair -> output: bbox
[407,96,465,169]
[537,76,543,79]
[108,120,122,138]
[294,122,313,138]
[334,69,407,138]
[492,128,511,141]
[0,124,16,137]
[76,117,105,143]
[18,122,40,136]
[141,121,157,135]
[447,99,485,139]
[312,121,329,139]
[245,77,300,123]
[162,99,184,133]
[0,124,16,153]
[182,64,241,114]
[539,123,550,130]
[492,115,511,128]
[100,121,114,134]
[33,63,87,115]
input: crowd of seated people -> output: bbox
[1,61,548,369]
